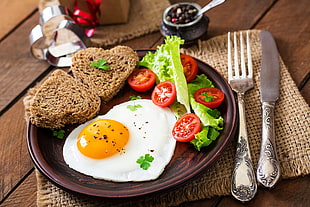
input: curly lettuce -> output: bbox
[188,74,224,151]
[140,36,190,115]
[140,36,224,151]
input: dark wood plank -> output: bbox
[0,170,37,207]
[255,0,310,89]
[0,11,50,113]
[0,99,33,201]
[0,0,38,39]
[117,32,163,49]
[178,197,221,207]
[218,175,310,207]
[196,0,276,37]
[301,81,310,105]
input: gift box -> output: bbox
[59,0,130,25]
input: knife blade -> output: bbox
[257,30,281,188]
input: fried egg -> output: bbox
[63,99,177,182]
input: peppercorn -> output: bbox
[166,4,198,24]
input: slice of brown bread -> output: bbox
[70,46,139,102]
[23,69,101,129]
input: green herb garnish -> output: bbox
[53,129,65,139]
[90,59,110,70]
[136,154,154,170]
[127,104,142,111]
[202,92,214,102]
[129,95,142,101]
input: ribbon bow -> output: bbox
[73,0,102,37]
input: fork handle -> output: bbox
[257,102,280,187]
[231,93,257,202]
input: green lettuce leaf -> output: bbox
[187,74,214,94]
[140,37,224,151]
[140,36,190,115]
[187,74,224,151]
[189,96,223,130]
[190,126,220,151]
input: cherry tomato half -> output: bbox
[194,87,225,109]
[151,80,176,107]
[127,68,156,92]
[180,54,198,82]
[172,113,201,142]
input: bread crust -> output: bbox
[70,46,139,102]
[24,69,101,129]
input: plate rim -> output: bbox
[26,49,237,198]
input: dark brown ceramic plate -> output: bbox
[27,50,237,198]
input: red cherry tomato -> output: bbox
[172,113,201,142]
[151,81,176,107]
[180,54,198,82]
[194,87,225,109]
[127,68,156,92]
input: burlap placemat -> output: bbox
[35,30,310,206]
[39,0,170,48]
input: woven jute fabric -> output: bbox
[36,29,310,207]
[39,0,170,48]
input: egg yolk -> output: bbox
[77,119,129,159]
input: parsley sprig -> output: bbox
[136,154,154,170]
[127,104,142,111]
[90,59,110,70]
[53,129,65,139]
[202,92,214,102]
[129,95,142,101]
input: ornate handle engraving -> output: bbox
[257,102,280,187]
[231,93,257,202]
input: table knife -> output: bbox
[257,30,281,188]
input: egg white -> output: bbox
[63,99,177,182]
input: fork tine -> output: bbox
[228,32,233,81]
[240,32,247,78]
[228,31,253,81]
[246,30,253,78]
[233,32,239,78]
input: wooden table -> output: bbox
[0,0,309,206]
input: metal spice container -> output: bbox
[160,2,209,46]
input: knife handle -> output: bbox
[257,102,281,187]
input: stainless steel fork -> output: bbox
[228,31,257,202]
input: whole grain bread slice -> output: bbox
[70,46,139,102]
[23,69,101,129]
